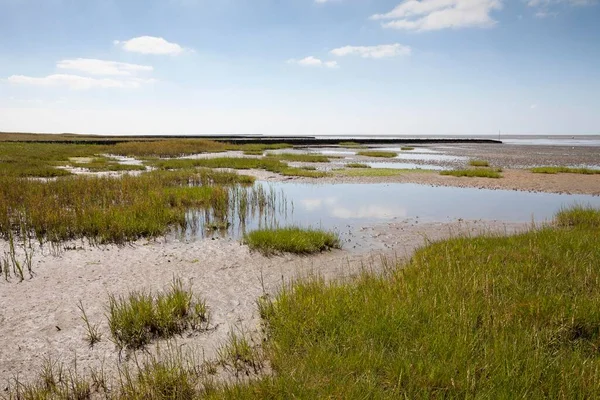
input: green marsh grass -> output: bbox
[441,168,502,178]
[108,278,209,350]
[469,160,490,167]
[235,143,292,152]
[0,169,254,245]
[154,157,286,172]
[531,166,600,175]
[337,141,363,148]
[214,206,600,398]
[154,157,328,179]
[244,227,341,256]
[0,142,104,177]
[357,151,398,158]
[217,330,266,376]
[346,163,371,168]
[5,358,92,400]
[77,301,102,347]
[6,207,600,398]
[279,168,328,178]
[555,205,600,228]
[401,146,415,151]
[117,347,202,400]
[112,139,229,158]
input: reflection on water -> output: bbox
[184,182,600,239]
[365,162,448,171]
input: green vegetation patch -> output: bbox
[357,151,398,158]
[338,141,363,148]
[441,168,502,178]
[154,157,328,178]
[244,227,341,255]
[0,169,253,245]
[0,142,104,177]
[555,205,600,229]
[469,160,490,167]
[154,157,286,172]
[112,139,229,158]
[401,146,415,151]
[531,166,600,175]
[346,163,371,168]
[219,206,600,398]
[108,278,209,350]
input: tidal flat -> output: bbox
[1,135,599,397]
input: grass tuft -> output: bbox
[346,163,370,169]
[401,146,415,151]
[107,278,209,350]
[531,166,600,175]
[77,301,102,348]
[469,160,490,167]
[357,151,398,158]
[244,227,341,256]
[441,168,502,178]
[555,205,600,228]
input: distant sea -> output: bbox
[315,135,600,147]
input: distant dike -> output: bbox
[0,133,503,146]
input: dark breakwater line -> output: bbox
[0,132,502,145]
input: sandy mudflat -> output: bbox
[0,219,527,385]
[263,168,600,196]
[248,142,600,195]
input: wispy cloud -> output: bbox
[371,0,503,31]
[526,0,596,18]
[114,36,186,55]
[6,74,155,90]
[57,59,153,76]
[287,56,339,69]
[331,44,412,58]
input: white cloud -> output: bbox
[371,0,503,31]
[331,44,412,58]
[287,56,339,69]
[57,58,153,76]
[6,74,155,90]
[114,36,185,55]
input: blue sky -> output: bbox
[0,0,598,135]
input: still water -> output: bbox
[188,182,600,239]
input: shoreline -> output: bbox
[242,168,600,196]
